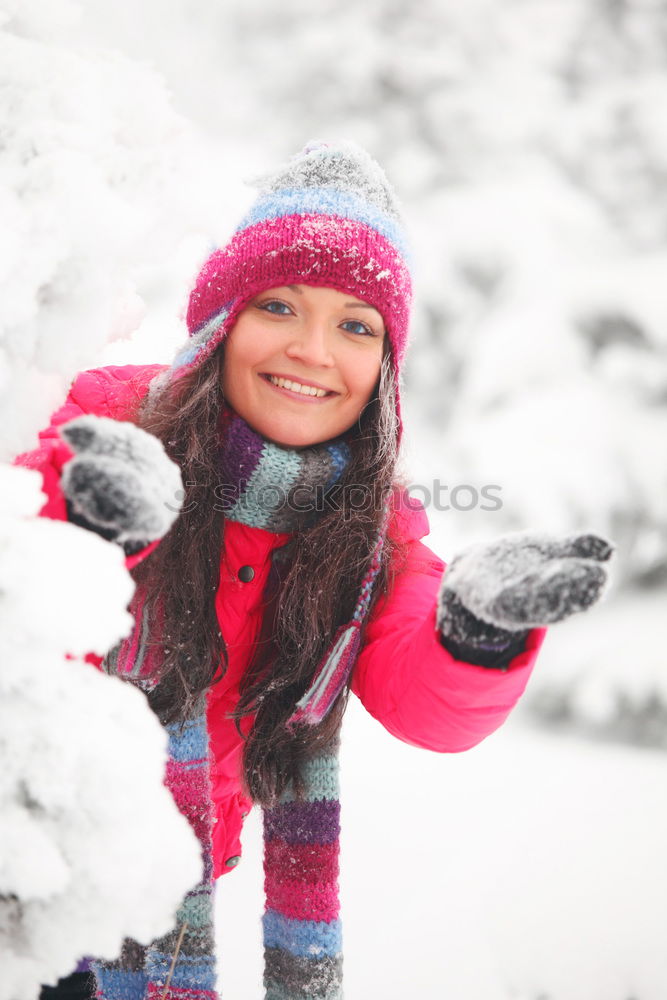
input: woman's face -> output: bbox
[221,284,386,447]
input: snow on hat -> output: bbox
[172,140,413,392]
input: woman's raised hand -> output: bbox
[436,532,614,669]
[60,415,183,549]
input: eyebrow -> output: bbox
[286,284,377,310]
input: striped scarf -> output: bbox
[92,414,387,1000]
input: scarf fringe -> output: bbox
[288,623,362,726]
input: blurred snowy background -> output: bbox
[1,0,665,997]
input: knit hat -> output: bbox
[172,139,413,413]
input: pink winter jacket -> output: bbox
[16,364,546,878]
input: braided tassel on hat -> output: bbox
[288,499,389,727]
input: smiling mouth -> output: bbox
[261,374,336,398]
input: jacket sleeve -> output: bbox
[13,366,161,572]
[351,537,546,753]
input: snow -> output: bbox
[0,2,240,461]
[0,467,201,1000]
[219,698,667,1000]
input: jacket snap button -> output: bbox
[225,855,241,868]
[238,565,255,583]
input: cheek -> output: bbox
[222,334,255,391]
[348,353,383,403]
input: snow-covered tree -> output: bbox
[0,0,238,461]
[0,2,231,993]
[0,467,201,1000]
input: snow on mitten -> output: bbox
[60,415,183,553]
[437,532,614,670]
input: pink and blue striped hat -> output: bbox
[176,139,413,401]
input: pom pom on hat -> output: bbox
[171,140,413,388]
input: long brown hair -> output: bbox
[128,345,400,805]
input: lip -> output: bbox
[259,373,340,404]
[260,375,337,404]
[261,372,338,394]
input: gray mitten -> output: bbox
[437,532,614,670]
[60,415,183,549]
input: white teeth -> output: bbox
[267,375,327,397]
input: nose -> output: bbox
[284,322,335,368]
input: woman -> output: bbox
[21,140,612,1000]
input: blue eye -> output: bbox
[342,320,373,336]
[258,299,292,315]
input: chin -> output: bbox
[266,430,326,449]
[255,419,331,449]
[239,408,349,448]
